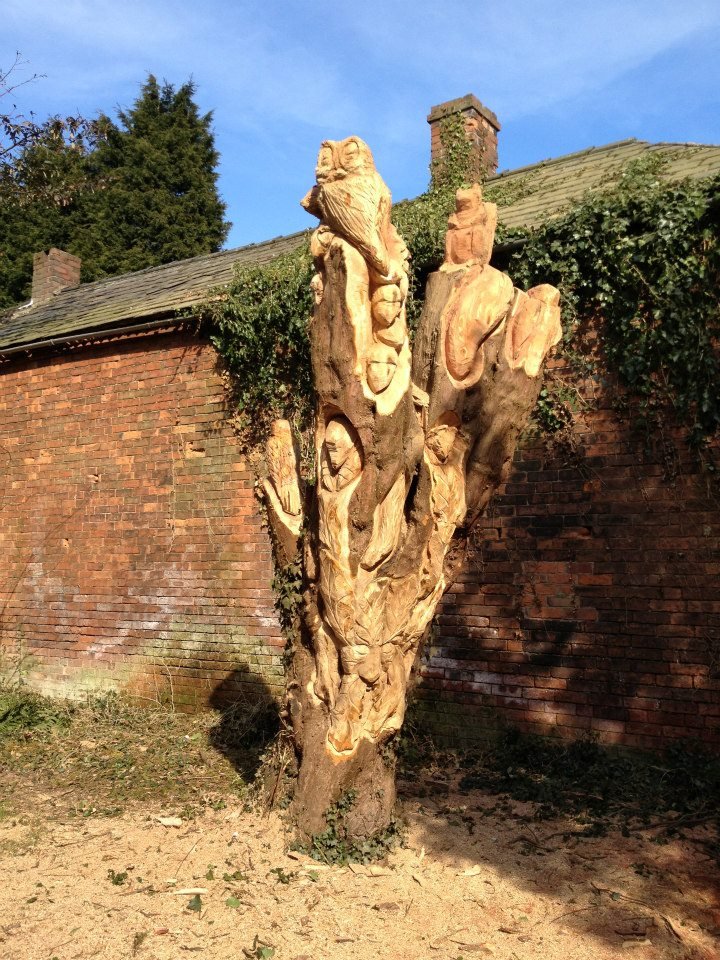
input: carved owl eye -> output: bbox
[340,138,364,172]
[316,143,335,183]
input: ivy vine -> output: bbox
[509,155,720,447]
[204,244,315,441]
[203,142,720,451]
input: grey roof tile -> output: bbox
[0,231,308,351]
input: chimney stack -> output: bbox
[428,94,501,182]
[32,248,81,306]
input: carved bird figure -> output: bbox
[301,137,394,279]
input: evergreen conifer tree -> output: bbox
[75,75,229,277]
[0,134,87,308]
[0,74,229,308]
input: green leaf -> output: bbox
[225,896,241,908]
[186,894,202,912]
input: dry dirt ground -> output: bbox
[1,701,719,960]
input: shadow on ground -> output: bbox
[204,665,720,956]
[395,726,720,959]
[207,663,281,783]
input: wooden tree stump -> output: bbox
[262,139,562,841]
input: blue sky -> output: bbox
[4,0,720,249]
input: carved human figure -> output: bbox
[424,413,466,542]
[443,183,498,268]
[266,420,302,517]
[425,413,460,465]
[320,416,362,492]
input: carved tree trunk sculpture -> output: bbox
[263,139,562,840]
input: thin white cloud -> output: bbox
[312,0,720,119]
[4,0,359,130]
[4,0,720,248]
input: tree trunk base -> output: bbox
[290,692,396,842]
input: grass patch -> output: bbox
[0,687,272,817]
[0,688,71,739]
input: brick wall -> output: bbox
[0,329,284,708]
[418,359,720,749]
[2,330,718,749]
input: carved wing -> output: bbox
[505,283,562,377]
[360,473,406,570]
[319,170,392,277]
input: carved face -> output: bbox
[315,137,375,184]
[426,425,457,463]
[371,283,403,328]
[455,183,483,213]
[426,414,461,464]
[324,417,356,473]
[310,272,324,305]
[315,143,335,184]
[366,344,398,394]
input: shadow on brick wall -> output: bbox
[207,662,281,782]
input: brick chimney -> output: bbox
[32,248,81,306]
[428,94,501,182]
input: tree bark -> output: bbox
[262,157,562,842]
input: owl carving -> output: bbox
[266,419,302,517]
[301,137,395,279]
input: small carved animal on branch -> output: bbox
[263,137,562,839]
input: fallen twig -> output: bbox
[635,810,716,833]
[174,837,200,874]
[267,759,289,813]
[549,905,595,924]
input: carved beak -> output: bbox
[301,186,323,218]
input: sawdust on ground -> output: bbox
[1,777,718,960]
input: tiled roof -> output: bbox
[487,138,720,230]
[0,231,307,353]
[2,138,719,353]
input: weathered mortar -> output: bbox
[0,330,284,708]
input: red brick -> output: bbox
[0,332,284,708]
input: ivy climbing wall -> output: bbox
[0,330,284,709]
